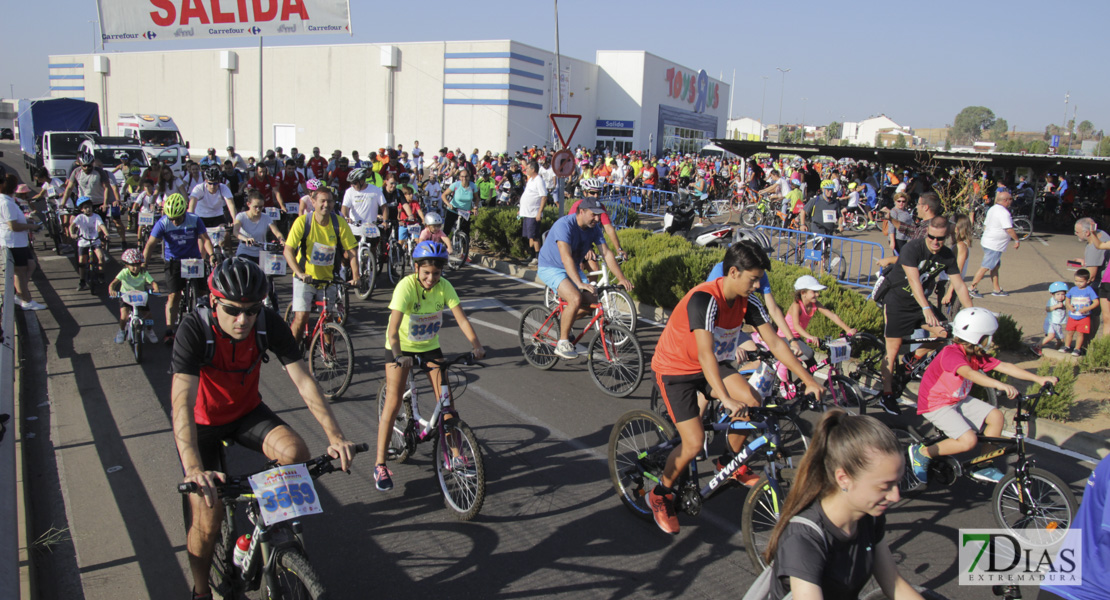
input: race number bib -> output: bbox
[180,258,204,279]
[407,312,443,343]
[260,250,287,276]
[285,203,299,214]
[206,227,226,245]
[121,291,148,307]
[308,243,336,267]
[265,207,281,220]
[247,464,322,526]
[827,339,850,364]
[137,211,154,227]
[457,209,471,221]
[712,325,743,363]
[747,361,779,400]
[407,224,423,237]
[822,209,837,224]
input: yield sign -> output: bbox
[549,114,582,149]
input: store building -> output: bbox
[46,41,727,159]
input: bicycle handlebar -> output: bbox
[413,352,487,371]
[177,443,370,497]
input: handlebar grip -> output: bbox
[353,443,370,453]
[178,482,198,494]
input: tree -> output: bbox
[951,106,996,144]
[1078,120,1095,139]
[827,121,842,140]
[989,118,1009,141]
[944,139,952,151]
[1028,140,1049,155]
[893,133,908,148]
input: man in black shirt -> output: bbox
[800,182,841,235]
[878,216,974,415]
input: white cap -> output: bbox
[794,275,827,291]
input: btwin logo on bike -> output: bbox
[959,529,1081,586]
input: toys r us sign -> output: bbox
[665,68,720,114]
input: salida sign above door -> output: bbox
[665,67,720,115]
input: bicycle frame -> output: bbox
[403,363,455,443]
[538,290,616,349]
[302,282,344,342]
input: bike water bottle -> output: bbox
[232,534,251,568]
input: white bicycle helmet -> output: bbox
[579,177,606,193]
[424,212,443,226]
[733,228,773,254]
[952,307,998,347]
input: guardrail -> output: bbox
[0,247,16,598]
[600,184,677,220]
[754,225,887,289]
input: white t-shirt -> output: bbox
[779,176,792,197]
[71,213,104,247]
[132,191,159,212]
[0,194,29,248]
[43,178,69,208]
[518,175,548,219]
[980,203,1015,253]
[847,191,860,208]
[343,184,385,226]
[234,211,274,258]
[189,183,233,219]
[539,166,556,190]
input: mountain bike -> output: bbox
[519,286,644,397]
[447,209,471,271]
[783,233,846,280]
[116,290,160,364]
[178,443,369,600]
[349,220,380,301]
[283,278,353,401]
[135,206,160,252]
[543,256,637,335]
[377,353,487,520]
[177,257,208,324]
[253,241,286,314]
[893,384,1078,547]
[384,225,407,285]
[74,233,107,293]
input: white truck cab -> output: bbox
[117,114,190,176]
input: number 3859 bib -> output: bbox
[407,311,443,342]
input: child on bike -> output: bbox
[417,212,453,255]
[130,179,160,216]
[1064,269,1098,356]
[108,248,160,344]
[780,275,857,366]
[907,308,1057,483]
[1036,281,1069,354]
[69,196,110,291]
[375,241,484,492]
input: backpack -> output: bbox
[868,263,896,306]
[296,213,344,273]
[196,306,270,379]
[741,516,826,600]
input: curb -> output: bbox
[471,252,1105,463]
[14,311,35,600]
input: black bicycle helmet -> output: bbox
[204,167,221,183]
[208,257,268,303]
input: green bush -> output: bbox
[1026,360,1078,422]
[1078,334,1110,373]
[993,314,1024,352]
[471,206,560,260]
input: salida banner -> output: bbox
[97,0,352,42]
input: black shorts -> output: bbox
[9,246,32,267]
[521,217,540,241]
[200,215,227,228]
[163,258,208,295]
[194,403,288,472]
[884,298,944,339]
[655,363,740,424]
[1099,281,1110,298]
[383,346,444,370]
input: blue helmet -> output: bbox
[1049,281,1068,294]
[76,196,93,208]
[412,241,448,263]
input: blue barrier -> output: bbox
[754,225,887,289]
[600,184,677,219]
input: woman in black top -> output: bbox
[765,411,924,600]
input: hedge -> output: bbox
[1026,360,1078,422]
[472,206,561,260]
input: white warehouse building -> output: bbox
[46,40,729,159]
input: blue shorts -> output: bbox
[537,266,587,292]
[980,248,1003,270]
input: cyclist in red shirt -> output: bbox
[329,157,351,196]
[307,147,328,179]
[648,241,824,534]
[275,159,305,213]
[244,164,277,208]
[641,159,659,189]
[173,258,357,600]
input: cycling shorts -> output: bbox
[654,363,740,424]
[194,403,288,471]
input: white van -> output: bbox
[117,113,190,176]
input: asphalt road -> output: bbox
[2,141,1097,600]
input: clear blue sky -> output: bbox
[3,0,1107,132]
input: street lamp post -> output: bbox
[776,67,790,142]
[801,97,808,143]
[1061,92,1069,155]
[759,76,769,141]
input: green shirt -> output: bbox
[115,267,154,292]
[386,274,460,353]
[478,179,498,200]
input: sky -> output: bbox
[3,0,1107,133]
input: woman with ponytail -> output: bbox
[763,410,924,600]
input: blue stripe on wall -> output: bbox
[443,83,543,95]
[50,86,85,91]
[444,52,545,66]
[444,67,544,81]
[49,75,84,80]
[48,63,84,68]
[444,98,544,110]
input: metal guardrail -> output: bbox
[0,247,16,598]
[755,225,887,289]
[600,184,677,220]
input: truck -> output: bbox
[17,98,102,177]
[116,113,191,177]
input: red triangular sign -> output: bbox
[550,114,582,149]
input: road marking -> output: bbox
[460,297,522,319]
[467,317,518,337]
[1038,237,1049,247]
[1022,437,1098,465]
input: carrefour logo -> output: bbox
[249,26,262,34]
[143,31,158,40]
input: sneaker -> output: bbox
[968,288,983,299]
[1075,348,1086,357]
[907,444,930,482]
[114,330,126,344]
[146,328,159,343]
[879,392,902,416]
[1072,347,1081,356]
[19,300,46,311]
[1031,344,1043,357]
[163,329,176,346]
[713,457,761,487]
[970,466,1005,483]
[648,488,679,535]
[528,257,538,266]
[1061,345,1073,354]
[374,464,394,491]
[78,280,87,291]
[991,289,1010,297]
[191,590,214,600]
[554,339,578,359]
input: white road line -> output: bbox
[1038,237,1049,247]
[1022,437,1098,465]
[467,317,519,337]
[460,297,523,319]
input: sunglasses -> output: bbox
[926,234,946,242]
[217,300,263,317]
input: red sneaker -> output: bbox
[648,489,679,534]
[714,458,761,487]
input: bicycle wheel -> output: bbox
[543,286,558,308]
[1012,217,1033,241]
[518,304,560,370]
[826,250,847,280]
[742,468,797,570]
[707,201,731,225]
[892,427,926,496]
[308,323,353,400]
[826,374,865,415]
[376,384,413,463]
[740,205,764,227]
[607,409,677,520]
[388,241,404,283]
[588,323,644,397]
[283,301,296,328]
[131,320,143,364]
[599,288,638,335]
[266,548,327,600]
[335,285,349,326]
[991,468,1077,547]
[356,246,376,300]
[434,418,486,521]
[449,231,469,270]
[848,333,886,398]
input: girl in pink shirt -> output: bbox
[417,212,453,255]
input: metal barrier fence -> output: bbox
[0,247,16,599]
[754,225,887,289]
[600,184,677,223]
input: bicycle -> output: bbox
[116,290,160,364]
[178,442,369,600]
[518,286,644,397]
[384,225,407,285]
[784,233,847,280]
[74,232,107,293]
[893,384,1078,547]
[177,257,208,325]
[134,206,161,252]
[447,210,470,271]
[542,256,637,335]
[607,401,803,570]
[348,220,380,301]
[283,278,353,401]
[376,352,487,520]
[254,241,286,313]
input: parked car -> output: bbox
[0,128,13,140]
